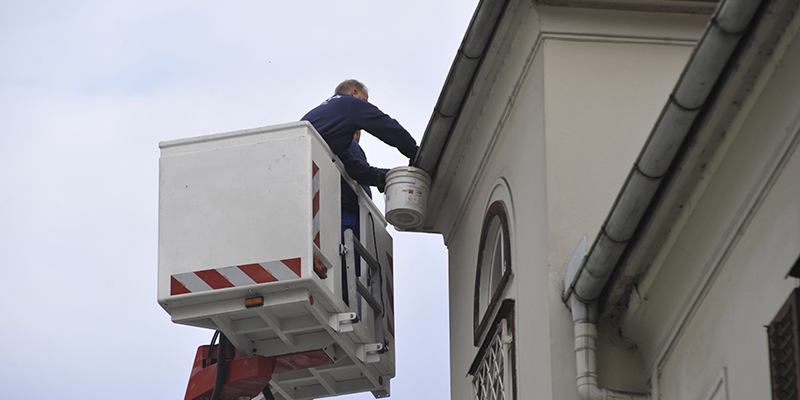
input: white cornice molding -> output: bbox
[540,32,697,45]
[536,0,717,14]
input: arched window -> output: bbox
[474,200,512,345]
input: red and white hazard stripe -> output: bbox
[170,258,302,296]
[312,161,320,249]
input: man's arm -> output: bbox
[338,143,388,187]
[351,100,419,160]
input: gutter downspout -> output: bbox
[566,236,647,400]
[561,0,764,399]
[574,322,649,400]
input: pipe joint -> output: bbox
[574,323,649,400]
[710,17,749,37]
[668,94,705,113]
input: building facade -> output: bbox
[410,0,800,399]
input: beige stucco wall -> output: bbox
[542,38,694,396]
[542,38,693,260]
[542,38,694,394]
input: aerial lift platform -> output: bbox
[158,122,396,400]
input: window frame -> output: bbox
[474,200,513,346]
[768,288,800,400]
[469,299,517,400]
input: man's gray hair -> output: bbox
[335,79,368,96]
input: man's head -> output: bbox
[354,130,361,143]
[335,79,369,102]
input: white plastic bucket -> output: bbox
[384,167,431,229]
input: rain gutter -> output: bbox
[562,0,765,307]
[413,0,509,174]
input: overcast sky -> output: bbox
[0,1,479,399]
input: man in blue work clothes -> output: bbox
[301,79,418,239]
[302,80,417,302]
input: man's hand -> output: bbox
[377,170,388,193]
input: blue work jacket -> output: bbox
[301,94,418,188]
